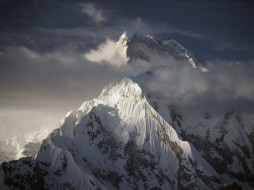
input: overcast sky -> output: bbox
[0,0,254,138]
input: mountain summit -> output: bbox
[116,31,207,71]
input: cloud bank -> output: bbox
[143,61,254,114]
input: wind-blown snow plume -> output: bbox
[84,39,128,67]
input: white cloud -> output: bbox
[80,3,106,24]
[143,61,254,113]
[146,65,208,103]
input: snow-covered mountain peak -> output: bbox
[100,77,142,100]
[116,32,207,71]
[71,79,144,137]
[117,31,136,47]
[120,31,136,40]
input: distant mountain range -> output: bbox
[0,129,49,163]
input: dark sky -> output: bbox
[1,0,254,60]
[0,0,254,138]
